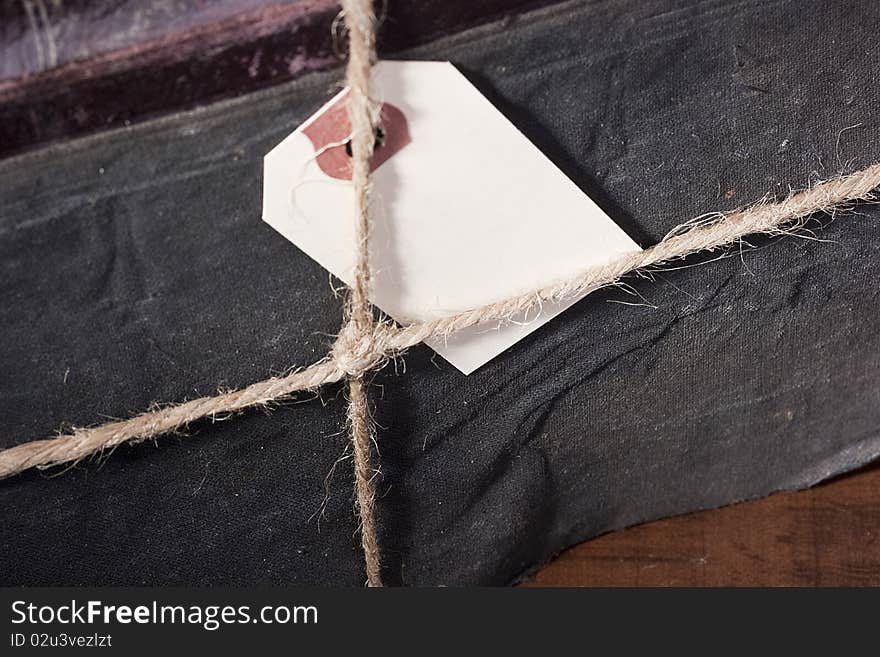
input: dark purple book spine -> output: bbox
[0,0,561,158]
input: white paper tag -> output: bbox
[263,61,641,374]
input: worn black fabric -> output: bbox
[1,0,879,586]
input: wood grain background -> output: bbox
[527,462,880,586]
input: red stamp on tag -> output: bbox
[302,93,411,181]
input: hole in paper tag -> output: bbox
[301,95,411,180]
[263,61,641,374]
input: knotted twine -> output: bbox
[2,0,880,587]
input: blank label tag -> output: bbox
[263,61,641,374]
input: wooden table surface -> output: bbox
[526,461,880,586]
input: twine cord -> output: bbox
[1,0,879,585]
[2,164,877,481]
[340,0,383,587]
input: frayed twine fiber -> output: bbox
[3,166,878,503]
[339,0,383,587]
[1,0,880,584]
